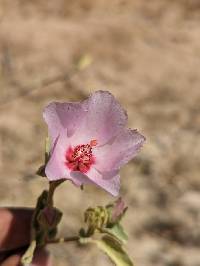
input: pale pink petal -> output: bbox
[71,91,128,146]
[93,129,145,172]
[69,171,92,185]
[86,167,120,196]
[45,134,69,181]
[45,134,90,186]
[43,102,87,143]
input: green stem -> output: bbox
[47,236,80,244]
[21,240,37,265]
[47,182,55,207]
[47,180,65,207]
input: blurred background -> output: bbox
[0,1,200,265]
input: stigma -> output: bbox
[65,140,97,173]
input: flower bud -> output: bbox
[84,206,110,235]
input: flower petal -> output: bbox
[43,102,87,144]
[69,171,92,186]
[45,134,90,186]
[45,134,69,181]
[71,91,128,146]
[93,129,145,172]
[86,167,120,196]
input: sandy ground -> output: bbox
[0,1,200,265]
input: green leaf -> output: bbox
[80,235,133,266]
[102,224,128,244]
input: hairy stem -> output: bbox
[47,180,65,206]
[47,236,80,244]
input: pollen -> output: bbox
[65,140,97,173]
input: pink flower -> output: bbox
[43,91,145,196]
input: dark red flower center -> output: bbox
[65,140,97,173]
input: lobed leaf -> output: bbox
[102,223,128,244]
[80,235,133,266]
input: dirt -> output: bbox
[0,1,200,265]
